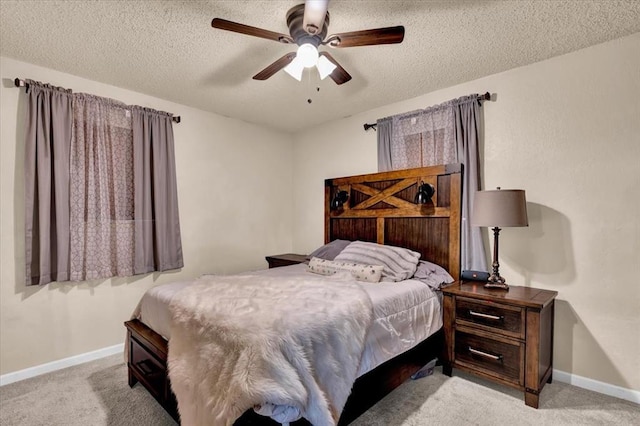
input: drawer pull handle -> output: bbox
[136,360,156,375]
[469,310,504,321]
[468,346,503,361]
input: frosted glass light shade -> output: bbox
[284,44,334,82]
[284,58,304,81]
[317,55,337,80]
[297,43,319,68]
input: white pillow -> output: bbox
[307,257,383,283]
[333,241,420,282]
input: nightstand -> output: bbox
[265,253,308,269]
[442,281,557,408]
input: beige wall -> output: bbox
[0,57,294,375]
[292,33,640,392]
[2,32,639,394]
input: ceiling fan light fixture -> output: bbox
[212,3,406,86]
[284,58,304,81]
[297,43,319,68]
[317,55,337,80]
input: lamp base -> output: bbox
[484,273,509,290]
[486,227,509,290]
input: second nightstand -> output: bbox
[442,281,557,408]
[265,253,308,269]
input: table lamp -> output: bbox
[472,188,528,290]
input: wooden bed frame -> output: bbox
[124,163,462,425]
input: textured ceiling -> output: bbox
[1,1,639,133]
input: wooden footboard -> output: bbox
[125,318,443,425]
[125,319,179,422]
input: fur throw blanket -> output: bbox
[167,273,373,426]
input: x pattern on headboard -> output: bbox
[325,164,462,280]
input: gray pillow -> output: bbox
[306,239,351,261]
[413,260,454,290]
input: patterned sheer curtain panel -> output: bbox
[380,102,457,171]
[24,86,183,285]
[376,95,488,272]
[70,95,135,280]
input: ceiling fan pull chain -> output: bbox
[306,69,313,104]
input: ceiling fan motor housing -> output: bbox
[286,4,330,46]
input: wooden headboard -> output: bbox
[325,164,462,280]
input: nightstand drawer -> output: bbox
[454,329,524,385]
[456,297,524,338]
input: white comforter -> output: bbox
[167,272,373,426]
[136,265,442,376]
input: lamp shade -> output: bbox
[330,190,349,210]
[472,189,528,227]
[414,181,435,204]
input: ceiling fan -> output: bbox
[211,0,405,85]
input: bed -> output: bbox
[124,163,462,425]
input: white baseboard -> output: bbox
[553,369,640,404]
[1,345,638,405]
[0,343,124,387]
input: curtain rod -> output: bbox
[13,78,181,123]
[363,91,491,131]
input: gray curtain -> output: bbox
[132,107,183,274]
[24,83,182,284]
[376,94,488,273]
[454,96,488,272]
[377,117,393,171]
[24,80,73,285]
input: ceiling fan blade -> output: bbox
[212,18,293,44]
[319,52,352,85]
[253,53,297,80]
[326,26,405,48]
[303,0,329,36]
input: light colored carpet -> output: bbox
[0,354,638,425]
